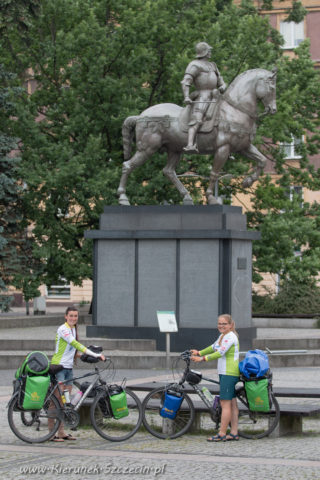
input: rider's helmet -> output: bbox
[195,42,212,58]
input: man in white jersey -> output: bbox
[191,314,240,442]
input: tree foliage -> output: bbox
[245,40,320,293]
[241,0,307,23]
[0,64,42,310]
[252,281,320,315]
[249,177,320,285]
[0,0,319,294]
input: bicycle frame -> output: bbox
[175,352,221,419]
[48,365,110,412]
[177,351,253,412]
[192,376,220,408]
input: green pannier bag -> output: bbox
[21,375,50,410]
[108,385,129,419]
[244,377,270,412]
[15,351,50,378]
[14,351,50,410]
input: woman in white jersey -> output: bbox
[191,314,240,442]
[49,306,105,442]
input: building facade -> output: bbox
[233,0,320,294]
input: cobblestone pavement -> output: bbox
[1,367,320,480]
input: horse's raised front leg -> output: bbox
[242,143,267,188]
[163,151,193,205]
[206,144,230,205]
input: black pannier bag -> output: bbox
[185,370,202,385]
[80,381,96,397]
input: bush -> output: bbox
[252,281,320,315]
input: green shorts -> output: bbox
[219,374,239,400]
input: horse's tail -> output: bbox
[122,116,139,160]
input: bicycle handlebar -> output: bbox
[180,350,192,361]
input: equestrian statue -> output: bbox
[117,42,277,206]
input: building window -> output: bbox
[47,278,71,298]
[280,185,303,213]
[280,136,303,159]
[57,207,70,218]
[280,20,304,49]
[283,185,303,209]
[288,185,303,202]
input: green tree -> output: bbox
[249,178,320,284]
[245,40,320,301]
[0,65,21,310]
[0,0,319,293]
[0,64,42,311]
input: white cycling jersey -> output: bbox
[51,322,87,369]
[200,331,240,376]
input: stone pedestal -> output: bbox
[85,205,259,351]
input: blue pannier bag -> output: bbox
[239,349,269,379]
[160,390,183,419]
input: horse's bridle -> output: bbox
[223,92,258,120]
[223,75,276,121]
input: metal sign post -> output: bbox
[157,311,178,370]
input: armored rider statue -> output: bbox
[181,42,227,153]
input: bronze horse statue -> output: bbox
[117,68,277,205]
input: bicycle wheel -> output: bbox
[236,387,280,439]
[90,388,142,442]
[142,386,195,439]
[8,393,61,443]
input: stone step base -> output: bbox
[0,314,91,329]
[1,351,173,370]
[2,350,320,370]
[0,337,156,352]
[253,338,320,350]
[1,315,318,329]
[252,317,318,328]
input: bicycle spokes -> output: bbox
[237,389,280,439]
[8,395,61,443]
[90,389,142,442]
[142,387,194,439]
